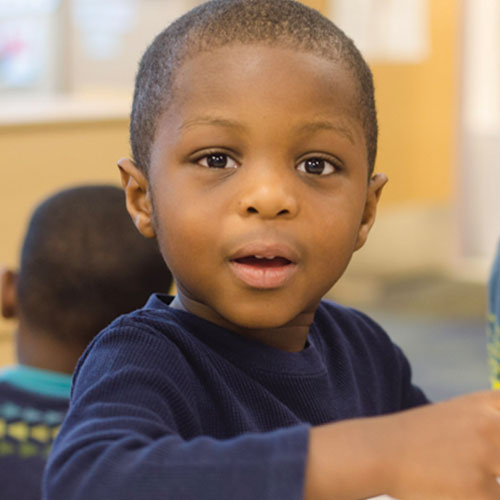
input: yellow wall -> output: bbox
[371,0,460,205]
[1,119,130,268]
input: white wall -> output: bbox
[457,0,500,278]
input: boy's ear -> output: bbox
[354,173,388,251]
[1,268,18,319]
[117,158,156,238]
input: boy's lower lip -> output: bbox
[229,259,298,289]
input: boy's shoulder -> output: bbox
[315,298,381,326]
[314,298,394,349]
[72,294,203,396]
[79,294,196,361]
[315,299,428,407]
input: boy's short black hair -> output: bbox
[130,0,378,176]
[17,185,172,347]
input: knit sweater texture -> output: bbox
[489,241,500,388]
[0,366,71,500]
[43,295,428,500]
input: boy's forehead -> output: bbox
[174,43,356,96]
[179,40,346,76]
[168,44,361,124]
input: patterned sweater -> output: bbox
[0,366,71,500]
[488,241,500,388]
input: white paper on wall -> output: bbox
[72,0,138,60]
[462,0,500,134]
[0,0,60,89]
[328,0,429,63]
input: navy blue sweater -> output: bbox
[43,295,428,500]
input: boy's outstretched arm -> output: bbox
[306,390,500,500]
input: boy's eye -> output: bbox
[198,153,238,169]
[297,158,336,175]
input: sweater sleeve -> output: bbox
[42,321,309,500]
[488,242,500,388]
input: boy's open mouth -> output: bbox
[233,255,292,268]
[229,254,297,289]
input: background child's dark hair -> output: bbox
[16,185,172,348]
[130,0,378,176]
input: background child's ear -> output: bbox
[1,268,19,319]
[354,173,388,251]
[117,158,156,238]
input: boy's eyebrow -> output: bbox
[178,116,355,144]
[179,116,245,132]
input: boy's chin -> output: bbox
[178,291,318,340]
[219,302,315,333]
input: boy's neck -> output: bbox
[15,322,83,375]
[234,323,312,352]
[170,295,313,352]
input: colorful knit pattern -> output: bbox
[488,243,500,390]
[488,312,500,389]
[0,401,64,459]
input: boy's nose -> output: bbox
[237,171,299,219]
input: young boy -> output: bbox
[44,2,500,499]
[1,185,172,500]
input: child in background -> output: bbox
[0,185,172,500]
[488,242,500,388]
[45,2,500,499]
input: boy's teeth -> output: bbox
[254,255,275,259]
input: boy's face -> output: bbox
[121,45,386,351]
